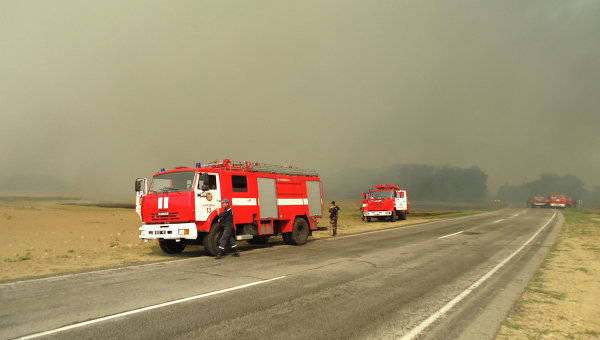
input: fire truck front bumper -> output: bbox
[364,211,392,217]
[549,203,566,208]
[139,223,198,241]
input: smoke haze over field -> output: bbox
[1,1,599,200]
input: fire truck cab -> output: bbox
[362,184,409,222]
[135,160,324,256]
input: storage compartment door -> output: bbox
[306,181,323,217]
[257,177,278,219]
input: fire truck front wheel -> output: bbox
[390,211,396,222]
[203,222,223,256]
[290,218,309,245]
[158,239,187,254]
[400,211,407,220]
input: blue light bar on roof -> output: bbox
[196,163,201,168]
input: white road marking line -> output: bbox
[437,231,464,239]
[324,209,503,241]
[3,209,508,286]
[16,276,286,340]
[399,211,556,340]
[493,219,504,223]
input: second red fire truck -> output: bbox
[361,184,410,222]
[135,159,324,256]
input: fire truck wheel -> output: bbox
[291,218,309,245]
[400,211,407,220]
[282,232,293,245]
[366,217,372,222]
[158,239,187,254]
[203,222,223,256]
[390,211,396,222]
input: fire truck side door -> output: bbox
[306,181,323,217]
[195,173,221,221]
[135,178,147,219]
[257,177,278,219]
[395,190,407,211]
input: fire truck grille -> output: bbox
[151,212,181,222]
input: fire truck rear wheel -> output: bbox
[158,239,187,254]
[400,211,407,220]
[203,222,223,256]
[291,218,309,245]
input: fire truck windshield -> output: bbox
[149,171,195,194]
[371,191,394,199]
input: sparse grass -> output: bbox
[68,249,75,253]
[585,329,600,337]
[3,213,13,220]
[502,320,523,330]
[4,252,32,262]
[109,239,119,248]
[525,287,566,301]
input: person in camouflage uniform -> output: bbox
[329,201,340,236]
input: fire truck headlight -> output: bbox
[178,230,184,235]
[178,229,189,235]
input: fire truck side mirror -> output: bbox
[135,178,147,194]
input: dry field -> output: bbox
[0,197,462,282]
[496,208,600,339]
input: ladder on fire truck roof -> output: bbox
[206,159,319,177]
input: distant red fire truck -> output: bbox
[361,184,409,222]
[547,192,567,208]
[135,159,324,255]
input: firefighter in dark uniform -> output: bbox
[216,199,239,259]
[329,201,340,236]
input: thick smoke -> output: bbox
[1,1,599,201]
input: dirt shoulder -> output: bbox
[0,198,474,282]
[496,208,600,339]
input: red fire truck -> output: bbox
[135,159,324,256]
[547,192,567,208]
[361,184,409,222]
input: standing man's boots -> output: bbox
[232,248,240,257]
[215,249,224,259]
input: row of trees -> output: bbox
[322,164,488,202]
[323,164,600,205]
[497,173,600,204]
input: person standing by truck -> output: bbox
[216,199,239,259]
[329,201,340,236]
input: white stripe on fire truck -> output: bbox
[158,197,169,209]
[277,198,306,206]
[231,198,258,206]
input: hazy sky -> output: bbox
[1,1,599,200]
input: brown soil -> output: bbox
[0,198,440,281]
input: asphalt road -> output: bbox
[1,207,562,340]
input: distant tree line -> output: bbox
[497,173,600,204]
[322,164,488,202]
